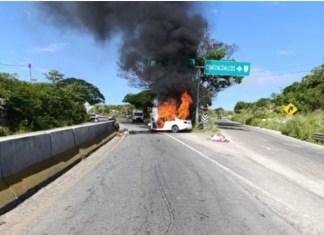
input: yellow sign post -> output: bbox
[283,103,298,116]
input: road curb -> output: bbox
[221,120,324,149]
[246,124,324,149]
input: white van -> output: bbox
[132,109,144,123]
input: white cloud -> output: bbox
[241,66,305,93]
[26,43,69,53]
[210,8,219,15]
[274,50,296,56]
[24,9,31,17]
[214,66,307,110]
[261,1,284,7]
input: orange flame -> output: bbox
[157,90,192,128]
[178,90,192,119]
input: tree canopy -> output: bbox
[196,37,243,107]
[0,71,105,134]
[122,90,153,111]
[234,63,324,115]
[271,64,324,113]
[43,69,64,84]
[43,71,105,105]
[57,77,105,105]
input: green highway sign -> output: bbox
[147,57,196,67]
[204,60,251,76]
[147,57,165,66]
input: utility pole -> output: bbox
[28,63,32,82]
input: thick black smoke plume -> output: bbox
[37,2,207,102]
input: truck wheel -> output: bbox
[171,125,179,133]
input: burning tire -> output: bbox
[171,125,179,133]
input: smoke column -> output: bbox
[37,2,208,103]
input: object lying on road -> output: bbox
[117,128,128,136]
[208,134,229,143]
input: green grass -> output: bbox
[280,112,324,142]
[0,126,11,136]
[193,112,220,134]
[232,110,324,144]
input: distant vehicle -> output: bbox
[148,118,192,133]
[89,113,98,122]
[108,116,116,121]
[217,115,222,119]
[132,109,144,123]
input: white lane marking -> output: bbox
[165,133,295,212]
[260,145,272,150]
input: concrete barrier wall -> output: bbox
[49,129,76,156]
[73,122,115,147]
[0,141,3,177]
[0,138,2,177]
[0,121,116,213]
[0,122,115,178]
[0,134,52,178]
[99,122,114,136]
[73,125,97,147]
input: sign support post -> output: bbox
[195,68,200,126]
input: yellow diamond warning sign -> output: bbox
[283,103,298,116]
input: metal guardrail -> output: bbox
[313,133,324,142]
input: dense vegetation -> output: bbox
[123,90,153,110]
[0,71,105,136]
[231,63,324,143]
[89,104,133,118]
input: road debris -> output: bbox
[208,134,229,143]
[117,128,128,136]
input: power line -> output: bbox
[251,70,311,78]
[0,62,38,82]
[267,62,319,71]
[0,62,27,67]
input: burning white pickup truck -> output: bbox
[148,91,193,133]
[148,117,192,133]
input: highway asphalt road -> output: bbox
[0,118,323,235]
